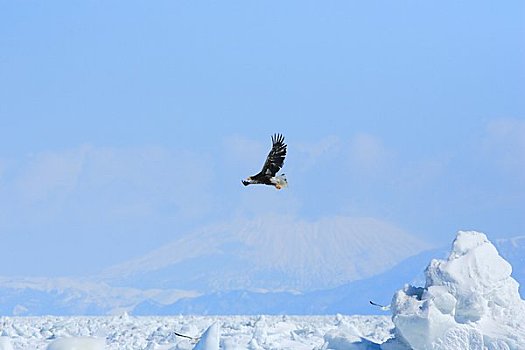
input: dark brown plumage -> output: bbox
[242,134,288,189]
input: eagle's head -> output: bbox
[242,177,253,186]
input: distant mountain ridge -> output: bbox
[132,248,448,316]
[0,276,198,316]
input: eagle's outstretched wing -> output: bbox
[258,133,287,177]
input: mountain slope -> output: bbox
[101,215,430,292]
[133,237,525,316]
[132,248,448,315]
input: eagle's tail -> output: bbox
[274,174,288,189]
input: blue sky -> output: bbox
[1,1,524,276]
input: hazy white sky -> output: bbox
[1,1,524,276]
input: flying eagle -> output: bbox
[242,133,288,189]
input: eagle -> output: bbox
[242,133,288,189]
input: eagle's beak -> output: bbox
[242,180,250,186]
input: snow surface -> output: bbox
[0,315,392,349]
[47,337,105,350]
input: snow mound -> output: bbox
[323,325,381,350]
[47,337,105,350]
[192,322,220,350]
[390,231,525,350]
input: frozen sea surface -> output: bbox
[0,314,393,349]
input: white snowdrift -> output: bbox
[47,337,105,350]
[192,322,220,350]
[389,231,525,350]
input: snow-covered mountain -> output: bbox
[100,216,429,292]
[145,235,525,317]
[131,248,448,316]
[0,249,442,317]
